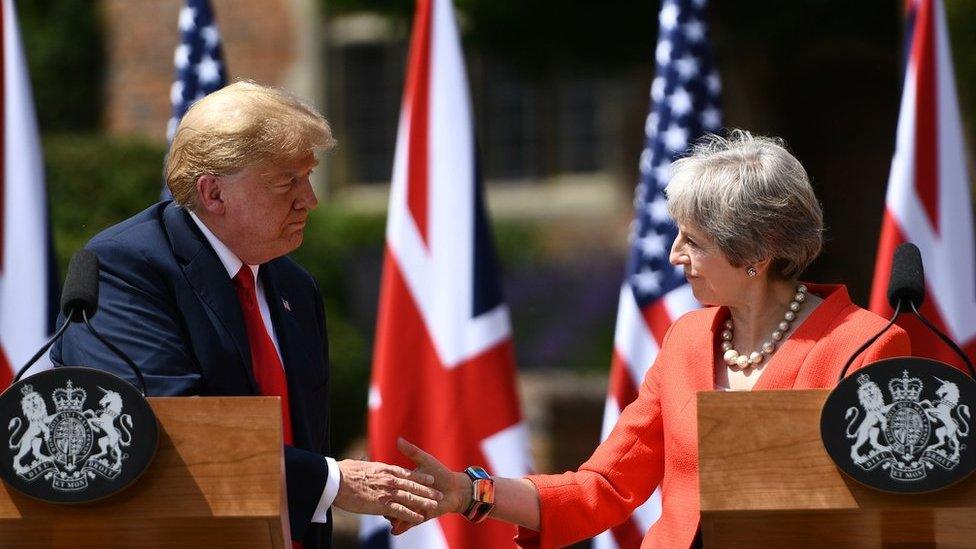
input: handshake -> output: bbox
[334,438,492,534]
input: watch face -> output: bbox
[473,477,495,504]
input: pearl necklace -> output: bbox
[720,284,808,370]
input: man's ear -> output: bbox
[196,174,225,214]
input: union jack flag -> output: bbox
[167,0,227,143]
[869,0,976,370]
[361,0,531,547]
[595,0,721,546]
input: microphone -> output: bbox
[13,249,149,395]
[838,242,975,381]
[887,242,924,310]
[60,248,100,322]
[15,250,101,377]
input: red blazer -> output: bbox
[516,284,910,549]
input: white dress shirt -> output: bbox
[190,212,340,524]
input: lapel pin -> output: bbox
[282,299,291,312]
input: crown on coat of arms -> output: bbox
[889,370,923,402]
[53,380,86,411]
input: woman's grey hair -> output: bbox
[665,129,824,280]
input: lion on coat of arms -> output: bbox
[846,377,892,463]
[7,386,55,474]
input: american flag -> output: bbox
[869,0,976,370]
[595,0,721,547]
[167,0,227,143]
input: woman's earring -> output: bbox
[746,266,758,277]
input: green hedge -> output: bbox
[20,0,103,132]
[45,134,167,269]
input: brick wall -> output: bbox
[102,0,312,141]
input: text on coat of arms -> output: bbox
[7,380,134,491]
[846,370,971,481]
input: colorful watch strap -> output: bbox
[462,466,495,523]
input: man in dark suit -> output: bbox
[51,81,440,548]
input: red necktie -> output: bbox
[233,266,294,445]
[235,268,305,549]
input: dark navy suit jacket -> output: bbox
[51,201,333,548]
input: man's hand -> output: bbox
[389,438,472,535]
[333,459,443,524]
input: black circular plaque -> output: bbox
[821,358,976,493]
[0,367,158,503]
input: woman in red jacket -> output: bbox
[396,130,910,548]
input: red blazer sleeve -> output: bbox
[515,330,672,548]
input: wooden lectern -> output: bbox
[698,390,976,548]
[0,397,289,548]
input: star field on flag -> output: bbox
[167,0,227,142]
[628,0,721,312]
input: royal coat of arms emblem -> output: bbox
[846,370,970,480]
[0,367,157,503]
[8,380,134,491]
[822,358,976,493]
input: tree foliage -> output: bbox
[17,0,103,131]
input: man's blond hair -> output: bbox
[165,81,336,208]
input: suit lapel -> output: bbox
[752,284,848,391]
[260,262,313,449]
[696,308,724,392]
[162,203,257,393]
[751,322,817,391]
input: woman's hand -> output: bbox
[391,437,472,535]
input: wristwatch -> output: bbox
[461,466,495,523]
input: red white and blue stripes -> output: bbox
[362,0,530,547]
